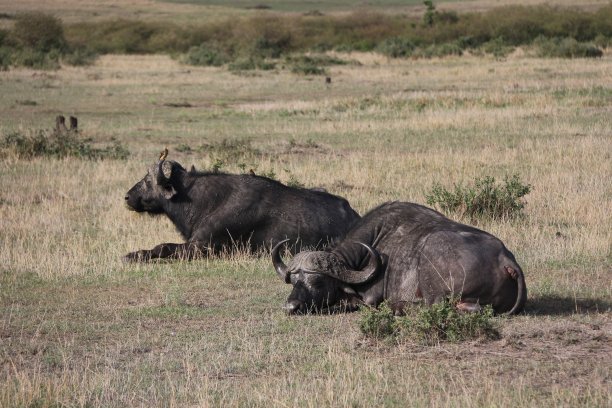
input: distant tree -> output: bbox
[423,1,436,27]
[12,12,66,52]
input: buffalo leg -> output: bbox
[123,242,208,262]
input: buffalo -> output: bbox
[272,201,526,315]
[123,153,360,261]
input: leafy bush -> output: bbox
[1,129,129,160]
[0,46,11,70]
[62,47,98,66]
[11,48,61,70]
[228,56,275,72]
[481,37,515,58]
[358,302,396,339]
[183,44,229,67]
[359,299,500,345]
[414,42,463,58]
[376,37,416,58]
[425,174,531,220]
[534,36,603,58]
[12,12,66,52]
[291,62,326,75]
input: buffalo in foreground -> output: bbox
[123,154,360,262]
[272,201,526,315]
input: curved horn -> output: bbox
[271,239,291,283]
[336,242,382,284]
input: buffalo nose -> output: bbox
[283,300,304,315]
[124,195,129,201]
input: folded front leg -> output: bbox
[122,242,209,262]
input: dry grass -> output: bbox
[1,49,611,406]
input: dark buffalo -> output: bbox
[272,201,526,315]
[123,155,360,261]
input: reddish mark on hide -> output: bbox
[504,265,519,279]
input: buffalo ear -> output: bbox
[161,160,173,180]
[157,161,177,199]
[162,185,177,200]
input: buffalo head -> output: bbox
[125,157,182,213]
[271,239,382,314]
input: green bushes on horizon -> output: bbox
[0,12,99,69]
[1,5,610,71]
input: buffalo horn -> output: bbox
[271,239,291,283]
[336,242,382,284]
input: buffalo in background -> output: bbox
[123,152,360,261]
[272,201,527,315]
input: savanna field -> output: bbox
[0,0,611,406]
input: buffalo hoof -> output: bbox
[122,250,152,263]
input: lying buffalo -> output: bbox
[272,201,526,315]
[123,154,360,262]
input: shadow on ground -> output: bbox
[526,295,611,316]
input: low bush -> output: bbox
[376,37,417,58]
[10,48,61,70]
[425,174,531,220]
[11,12,66,52]
[1,13,98,69]
[359,299,500,345]
[62,47,98,66]
[227,56,276,72]
[534,36,603,58]
[183,44,229,67]
[481,37,515,58]
[1,128,129,160]
[414,42,463,58]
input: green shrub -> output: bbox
[228,56,276,72]
[12,12,66,52]
[425,174,531,220]
[396,300,500,344]
[376,37,416,58]
[0,46,11,70]
[534,36,603,58]
[358,302,396,339]
[62,47,98,66]
[359,299,500,345]
[481,37,515,58]
[11,48,61,70]
[1,128,129,160]
[183,44,229,67]
[414,42,463,58]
